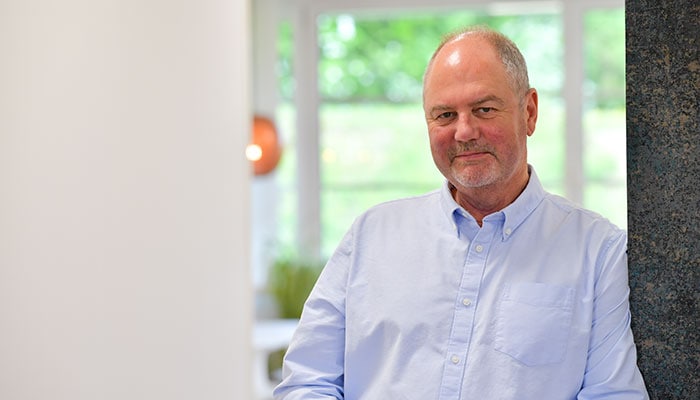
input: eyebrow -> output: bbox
[429,105,453,115]
[429,95,505,116]
[471,95,505,107]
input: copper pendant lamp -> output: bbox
[247,115,282,175]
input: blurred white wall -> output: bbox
[0,0,253,399]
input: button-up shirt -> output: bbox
[274,167,648,399]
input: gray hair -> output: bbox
[425,26,531,97]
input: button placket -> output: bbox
[438,221,498,400]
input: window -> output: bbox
[265,0,626,263]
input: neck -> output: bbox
[450,169,530,226]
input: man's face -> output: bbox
[423,37,537,194]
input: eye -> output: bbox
[436,111,457,120]
[474,107,497,118]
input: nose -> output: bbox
[454,113,479,142]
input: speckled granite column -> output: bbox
[626,1,699,399]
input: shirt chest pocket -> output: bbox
[494,282,574,366]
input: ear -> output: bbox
[524,88,538,137]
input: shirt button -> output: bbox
[450,355,460,364]
[475,244,484,253]
[462,298,472,306]
[505,228,512,235]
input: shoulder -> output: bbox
[348,189,443,234]
[538,191,626,242]
[358,189,440,220]
[532,193,628,282]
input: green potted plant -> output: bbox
[268,257,325,319]
[265,257,325,379]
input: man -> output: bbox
[274,26,648,399]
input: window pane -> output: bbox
[583,8,626,228]
[320,102,441,255]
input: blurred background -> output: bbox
[0,0,626,399]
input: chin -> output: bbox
[451,167,500,189]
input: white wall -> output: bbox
[0,0,252,399]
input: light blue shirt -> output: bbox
[274,167,648,400]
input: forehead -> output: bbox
[430,36,503,75]
[423,37,512,105]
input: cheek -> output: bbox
[428,133,451,162]
[428,127,452,150]
[485,122,522,149]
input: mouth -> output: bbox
[451,150,493,163]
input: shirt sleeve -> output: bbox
[272,230,352,400]
[578,230,649,399]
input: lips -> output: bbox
[448,145,494,162]
[456,151,489,158]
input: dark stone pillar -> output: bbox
[626,1,699,399]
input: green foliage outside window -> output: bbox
[278,12,570,103]
[274,8,627,257]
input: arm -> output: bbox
[273,232,352,400]
[578,231,649,399]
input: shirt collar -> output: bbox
[439,165,546,240]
